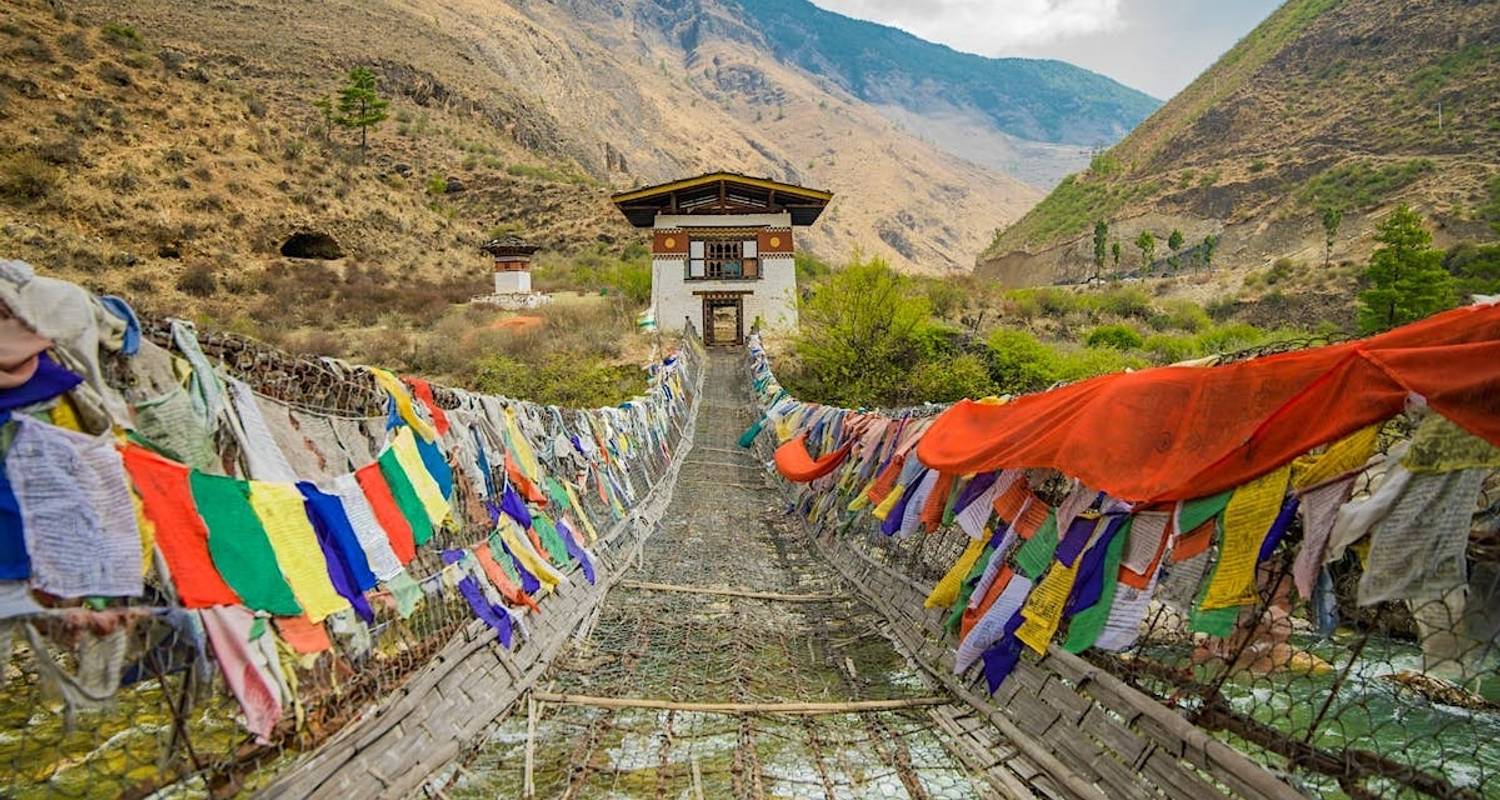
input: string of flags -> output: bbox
[0,261,696,742]
[747,298,1500,693]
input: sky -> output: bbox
[808,0,1282,99]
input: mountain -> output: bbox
[0,0,1157,303]
[978,0,1500,287]
[732,0,1159,147]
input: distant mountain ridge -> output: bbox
[728,0,1161,147]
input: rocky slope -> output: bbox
[978,0,1500,287]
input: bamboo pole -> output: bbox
[617,580,839,603]
[531,692,946,715]
[523,694,537,799]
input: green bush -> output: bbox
[985,329,1061,393]
[1051,347,1147,382]
[425,174,447,195]
[1197,323,1267,353]
[1297,159,1435,211]
[1085,324,1144,350]
[794,251,832,285]
[472,354,644,408]
[792,257,932,407]
[1090,287,1153,319]
[1444,241,1500,298]
[1150,299,1212,332]
[909,353,996,403]
[0,153,57,203]
[1142,333,1201,363]
[101,22,144,50]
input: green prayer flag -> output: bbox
[1189,524,1240,637]
[191,472,302,615]
[1178,490,1233,533]
[384,570,423,619]
[1013,513,1060,580]
[378,448,433,546]
[488,531,523,584]
[1063,519,1131,653]
[532,514,574,567]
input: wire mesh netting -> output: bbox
[0,316,701,799]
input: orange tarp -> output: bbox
[774,434,852,483]
[917,303,1500,503]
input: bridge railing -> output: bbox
[0,273,704,799]
[742,333,1497,800]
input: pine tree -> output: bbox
[1134,231,1156,272]
[1201,234,1218,272]
[1321,207,1342,267]
[1092,220,1109,280]
[1357,205,1456,333]
[1167,229,1184,271]
[1111,241,1121,269]
[334,67,389,156]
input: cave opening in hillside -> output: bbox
[280,231,344,260]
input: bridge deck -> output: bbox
[449,352,998,799]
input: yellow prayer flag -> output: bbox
[925,536,987,609]
[1016,558,1081,655]
[370,368,437,443]
[1292,425,1379,491]
[249,481,350,622]
[1200,465,1291,610]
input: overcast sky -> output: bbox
[809,0,1282,99]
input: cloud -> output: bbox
[809,0,1126,54]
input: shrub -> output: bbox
[1051,347,1147,382]
[1091,287,1153,320]
[793,258,931,407]
[1142,333,1201,363]
[425,174,447,195]
[923,279,965,319]
[1197,323,1267,354]
[472,355,644,408]
[176,264,217,297]
[1151,299,1212,332]
[1085,324,1144,350]
[909,353,996,403]
[100,22,144,50]
[985,328,1060,393]
[0,153,57,203]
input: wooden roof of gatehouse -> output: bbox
[611,172,833,228]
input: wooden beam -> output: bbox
[532,693,950,715]
[617,579,839,603]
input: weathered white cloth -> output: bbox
[1358,469,1485,606]
[1119,511,1170,575]
[954,575,1033,674]
[325,473,404,581]
[1327,443,1412,564]
[7,416,142,598]
[1292,476,1355,599]
[0,260,130,430]
[225,377,298,482]
[168,319,225,428]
